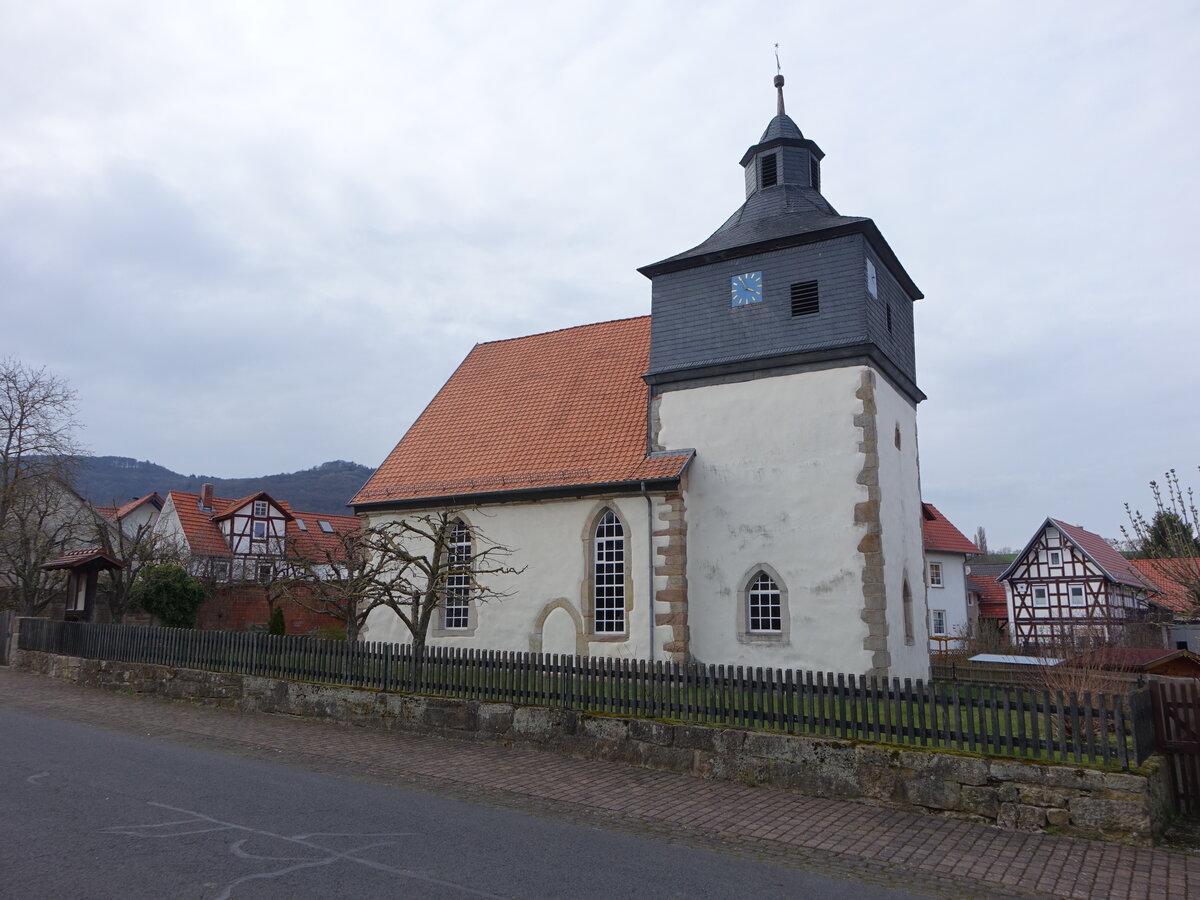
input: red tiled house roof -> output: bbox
[1130,558,1200,614]
[1050,519,1144,588]
[353,317,693,509]
[921,503,979,554]
[969,571,1008,620]
[166,490,361,560]
[95,493,163,523]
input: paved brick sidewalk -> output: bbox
[1,667,1196,899]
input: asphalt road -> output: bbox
[0,707,924,900]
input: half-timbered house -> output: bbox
[998,518,1151,648]
[153,485,360,632]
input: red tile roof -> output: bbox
[353,317,692,507]
[42,547,125,570]
[969,571,1008,620]
[921,503,980,555]
[1130,558,1199,614]
[166,491,360,560]
[95,493,163,523]
[1050,519,1144,588]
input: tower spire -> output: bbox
[774,43,785,116]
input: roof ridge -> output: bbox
[474,315,650,348]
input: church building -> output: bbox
[354,75,930,679]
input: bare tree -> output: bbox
[1,358,84,530]
[0,477,92,616]
[90,508,184,623]
[271,525,381,642]
[1123,468,1200,614]
[364,512,523,677]
[973,526,988,556]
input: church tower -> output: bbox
[641,73,928,679]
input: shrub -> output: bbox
[130,563,208,629]
[267,606,285,636]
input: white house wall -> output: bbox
[362,494,658,660]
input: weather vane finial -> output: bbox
[773,43,785,116]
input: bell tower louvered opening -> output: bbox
[790,280,819,317]
[760,153,778,188]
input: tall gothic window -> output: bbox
[443,519,471,630]
[594,509,626,633]
[746,571,782,633]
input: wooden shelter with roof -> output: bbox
[42,548,124,623]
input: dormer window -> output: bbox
[760,152,778,188]
[253,500,268,517]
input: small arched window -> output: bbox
[747,571,782,633]
[593,509,626,634]
[443,519,472,630]
[902,576,915,646]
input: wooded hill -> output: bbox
[73,457,374,515]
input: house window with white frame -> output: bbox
[1032,585,1049,608]
[1068,584,1086,608]
[252,521,267,540]
[747,571,782,633]
[928,561,943,587]
[253,500,269,517]
[594,510,626,633]
[931,609,947,636]
[443,519,472,630]
[1048,549,1062,567]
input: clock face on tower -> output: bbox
[730,271,763,307]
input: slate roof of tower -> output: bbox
[921,503,980,555]
[647,184,868,268]
[352,317,692,508]
[759,114,804,141]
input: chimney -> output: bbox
[198,483,214,513]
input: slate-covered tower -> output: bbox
[640,74,929,679]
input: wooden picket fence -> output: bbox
[19,618,1156,769]
[1151,679,1200,813]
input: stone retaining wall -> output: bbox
[15,649,1171,845]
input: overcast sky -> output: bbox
[3,1,1197,548]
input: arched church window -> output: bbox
[443,519,472,630]
[747,571,782,633]
[593,509,626,633]
[902,576,915,646]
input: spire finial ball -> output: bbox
[774,74,785,88]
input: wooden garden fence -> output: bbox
[19,618,1156,769]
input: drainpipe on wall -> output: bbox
[641,481,655,664]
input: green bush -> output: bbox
[129,563,208,629]
[267,606,285,636]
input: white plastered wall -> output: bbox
[361,493,658,659]
[655,366,877,673]
[873,374,929,679]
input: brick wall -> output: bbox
[196,584,343,634]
